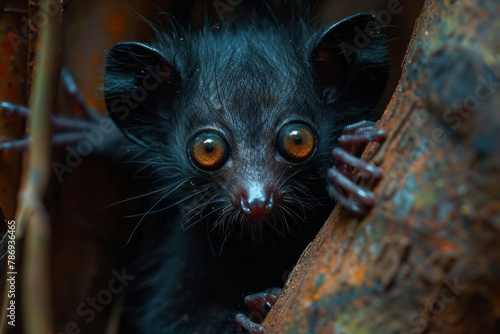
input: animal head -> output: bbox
[104,13,388,235]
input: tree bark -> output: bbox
[263,0,500,333]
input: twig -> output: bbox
[15,0,63,333]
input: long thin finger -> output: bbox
[1,101,97,133]
[0,139,29,151]
[342,120,375,135]
[61,68,103,122]
[339,130,387,146]
[235,313,265,334]
[328,167,375,206]
[1,102,29,119]
[52,117,97,132]
[328,185,366,216]
[332,147,383,179]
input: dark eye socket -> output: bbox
[278,123,316,163]
[189,133,228,171]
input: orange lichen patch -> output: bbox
[349,264,367,285]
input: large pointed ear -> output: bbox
[104,42,181,147]
[310,13,388,108]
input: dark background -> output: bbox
[62,0,425,117]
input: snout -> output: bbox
[232,184,280,224]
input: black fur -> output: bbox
[104,12,388,334]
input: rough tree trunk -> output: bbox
[263,0,500,333]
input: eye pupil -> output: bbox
[204,140,214,153]
[293,136,302,145]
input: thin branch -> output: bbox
[15,0,63,333]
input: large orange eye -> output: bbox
[278,123,316,163]
[190,133,228,171]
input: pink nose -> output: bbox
[240,192,274,216]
